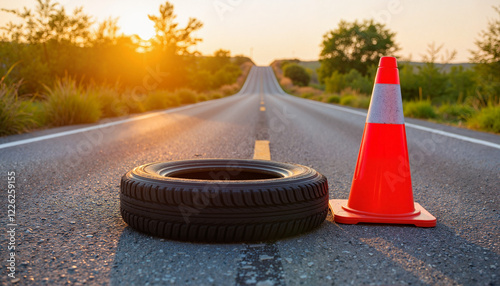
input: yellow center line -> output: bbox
[253,140,271,160]
[260,100,265,105]
[260,106,266,111]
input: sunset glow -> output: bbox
[120,17,156,41]
[0,0,498,65]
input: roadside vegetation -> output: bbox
[272,6,500,134]
[0,0,253,136]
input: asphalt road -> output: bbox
[1,66,499,285]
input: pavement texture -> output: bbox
[0,66,499,285]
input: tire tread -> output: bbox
[119,160,329,242]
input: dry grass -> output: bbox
[219,83,240,96]
[1,61,253,136]
[0,80,38,135]
[43,77,102,126]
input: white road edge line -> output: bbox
[2,66,499,151]
[404,122,500,149]
[0,100,215,150]
[268,66,500,150]
[1,68,266,150]
[291,92,500,150]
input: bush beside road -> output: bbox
[271,60,500,134]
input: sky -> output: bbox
[0,0,498,66]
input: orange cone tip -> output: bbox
[329,56,436,227]
[375,57,400,84]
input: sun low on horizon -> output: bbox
[0,0,499,65]
[99,0,158,41]
[119,18,156,41]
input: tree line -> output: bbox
[276,7,499,132]
[0,0,251,95]
[0,0,253,136]
[317,9,499,108]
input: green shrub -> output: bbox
[438,104,476,122]
[327,95,340,103]
[325,70,345,93]
[467,106,500,133]
[301,92,314,99]
[403,101,437,119]
[283,63,310,87]
[343,69,372,95]
[356,96,371,109]
[21,100,45,127]
[338,94,371,108]
[165,93,181,107]
[212,65,241,88]
[310,83,325,91]
[145,90,172,110]
[197,94,208,102]
[209,92,223,99]
[176,88,198,104]
[121,90,146,114]
[43,77,101,126]
[340,95,355,106]
[0,80,37,136]
[92,85,127,118]
[219,84,238,96]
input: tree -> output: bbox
[191,49,242,91]
[325,70,344,93]
[0,0,94,92]
[470,5,500,106]
[1,0,93,45]
[283,64,310,87]
[148,1,202,56]
[318,19,399,83]
[147,1,203,89]
[201,49,231,73]
[93,17,120,46]
[471,6,500,64]
[416,42,456,102]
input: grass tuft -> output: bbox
[467,105,500,133]
[197,94,208,102]
[403,101,437,119]
[219,84,239,96]
[43,77,101,126]
[437,104,476,122]
[176,88,198,104]
[92,85,127,118]
[145,90,175,110]
[339,95,370,108]
[327,95,340,104]
[208,92,223,99]
[0,80,38,136]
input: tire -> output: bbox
[120,159,329,242]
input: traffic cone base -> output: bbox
[329,199,436,227]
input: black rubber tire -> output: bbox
[120,159,329,242]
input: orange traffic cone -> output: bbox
[329,57,436,227]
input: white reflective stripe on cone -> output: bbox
[366,84,405,125]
